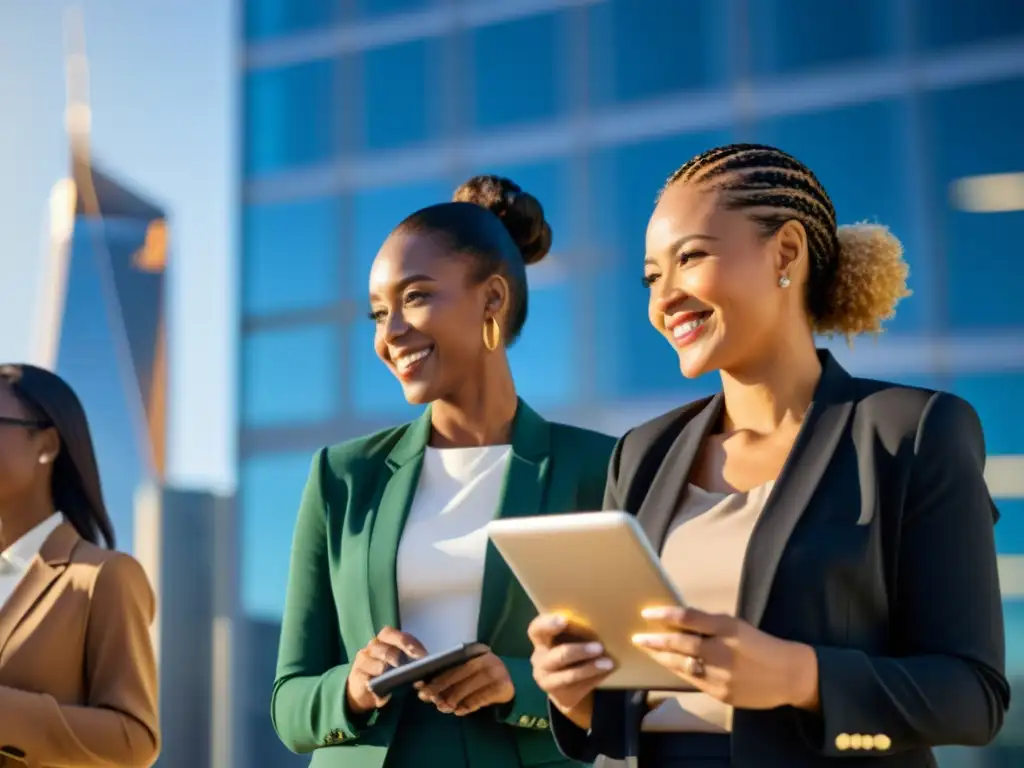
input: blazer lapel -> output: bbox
[366,408,433,633]
[477,400,550,645]
[736,351,854,627]
[0,523,77,662]
[635,393,723,550]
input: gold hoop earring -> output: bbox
[482,317,501,351]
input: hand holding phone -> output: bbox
[414,645,515,716]
[346,627,428,715]
[367,642,489,699]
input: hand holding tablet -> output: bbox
[527,612,615,721]
[488,511,688,691]
[367,642,490,699]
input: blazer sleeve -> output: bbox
[271,449,372,753]
[549,433,634,762]
[797,392,1011,756]
[0,553,160,768]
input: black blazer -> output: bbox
[551,351,1010,767]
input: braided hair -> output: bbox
[660,143,910,337]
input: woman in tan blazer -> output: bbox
[0,364,159,767]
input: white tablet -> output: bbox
[487,511,688,690]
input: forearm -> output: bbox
[785,642,821,713]
[0,686,158,768]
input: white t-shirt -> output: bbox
[396,445,512,652]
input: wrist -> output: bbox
[785,642,821,712]
[345,686,371,716]
[557,693,594,730]
[496,684,515,706]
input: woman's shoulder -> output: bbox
[846,376,982,445]
[68,540,155,603]
[548,421,617,456]
[319,421,420,476]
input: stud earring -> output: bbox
[38,455,51,464]
[778,275,791,288]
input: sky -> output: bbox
[0,0,235,492]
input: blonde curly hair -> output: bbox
[662,144,910,339]
[819,223,910,337]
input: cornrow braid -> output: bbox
[659,143,910,337]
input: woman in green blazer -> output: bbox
[271,175,615,768]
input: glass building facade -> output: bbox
[239,1,1024,764]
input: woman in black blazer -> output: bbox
[526,143,1010,766]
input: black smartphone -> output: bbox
[367,642,489,699]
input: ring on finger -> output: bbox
[683,655,706,679]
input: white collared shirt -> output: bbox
[0,514,63,610]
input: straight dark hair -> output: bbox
[0,364,115,549]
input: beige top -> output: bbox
[642,481,773,733]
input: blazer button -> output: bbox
[874,734,891,751]
[518,715,534,727]
[835,733,851,751]
[850,734,863,750]
[861,735,875,750]
[536,718,549,730]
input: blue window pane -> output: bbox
[590,129,734,398]
[1006,599,1024,678]
[350,179,453,295]
[245,0,338,41]
[508,283,575,409]
[347,319,424,420]
[363,39,438,151]
[244,60,338,176]
[589,0,730,106]
[925,78,1024,330]
[243,197,343,315]
[748,0,895,76]
[918,0,1024,51]
[996,500,1024,556]
[355,0,430,19]
[473,13,560,130]
[240,452,314,620]
[754,100,925,333]
[242,324,340,427]
[467,159,571,250]
[949,373,1024,457]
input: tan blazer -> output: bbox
[0,522,160,767]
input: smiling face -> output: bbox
[369,231,505,404]
[643,180,808,379]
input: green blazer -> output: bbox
[271,400,615,768]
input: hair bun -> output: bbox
[814,223,911,338]
[453,175,552,265]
